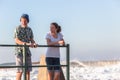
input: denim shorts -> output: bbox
[46,57,60,72]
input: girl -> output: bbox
[45,22,65,80]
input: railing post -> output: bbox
[23,44,27,80]
[66,44,70,80]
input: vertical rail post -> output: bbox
[23,44,27,80]
[66,44,70,80]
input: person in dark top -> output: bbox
[14,14,37,80]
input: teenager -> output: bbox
[45,22,65,80]
[14,14,37,80]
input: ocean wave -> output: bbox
[0,60,120,80]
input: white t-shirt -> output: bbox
[46,32,63,58]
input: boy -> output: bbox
[14,14,37,80]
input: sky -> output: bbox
[0,0,120,63]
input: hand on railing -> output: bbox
[25,43,38,48]
[32,43,38,48]
[58,40,64,46]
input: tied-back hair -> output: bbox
[51,22,61,33]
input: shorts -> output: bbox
[15,53,32,72]
[46,57,60,72]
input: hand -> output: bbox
[30,43,38,48]
[33,43,38,48]
[58,40,64,45]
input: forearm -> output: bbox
[15,38,30,45]
[47,41,58,45]
[30,39,35,43]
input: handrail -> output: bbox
[0,44,67,47]
[0,44,70,80]
[0,65,67,68]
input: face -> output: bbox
[20,18,28,27]
[50,24,57,33]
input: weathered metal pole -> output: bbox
[23,44,27,80]
[66,44,70,80]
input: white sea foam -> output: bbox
[0,61,120,80]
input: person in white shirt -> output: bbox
[45,22,65,80]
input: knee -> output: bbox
[17,72,23,75]
[54,72,60,80]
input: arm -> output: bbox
[30,38,38,48]
[30,38,35,43]
[15,38,31,45]
[46,38,65,46]
[29,28,38,47]
[46,38,59,45]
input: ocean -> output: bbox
[0,60,120,80]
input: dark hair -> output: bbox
[51,22,61,33]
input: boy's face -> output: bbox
[20,18,28,26]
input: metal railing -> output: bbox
[0,44,70,80]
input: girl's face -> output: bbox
[50,24,57,33]
[20,18,28,27]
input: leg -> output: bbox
[26,71,30,80]
[15,55,23,80]
[53,58,60,80]
[48,71,54,80]
[46,57,54,80]
[26,55,32,80]
[54,72,60,80]
[16,72,22,80]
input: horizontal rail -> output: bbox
[0,65,67,68]
[0,44,68,47]
[0,44,70,80]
